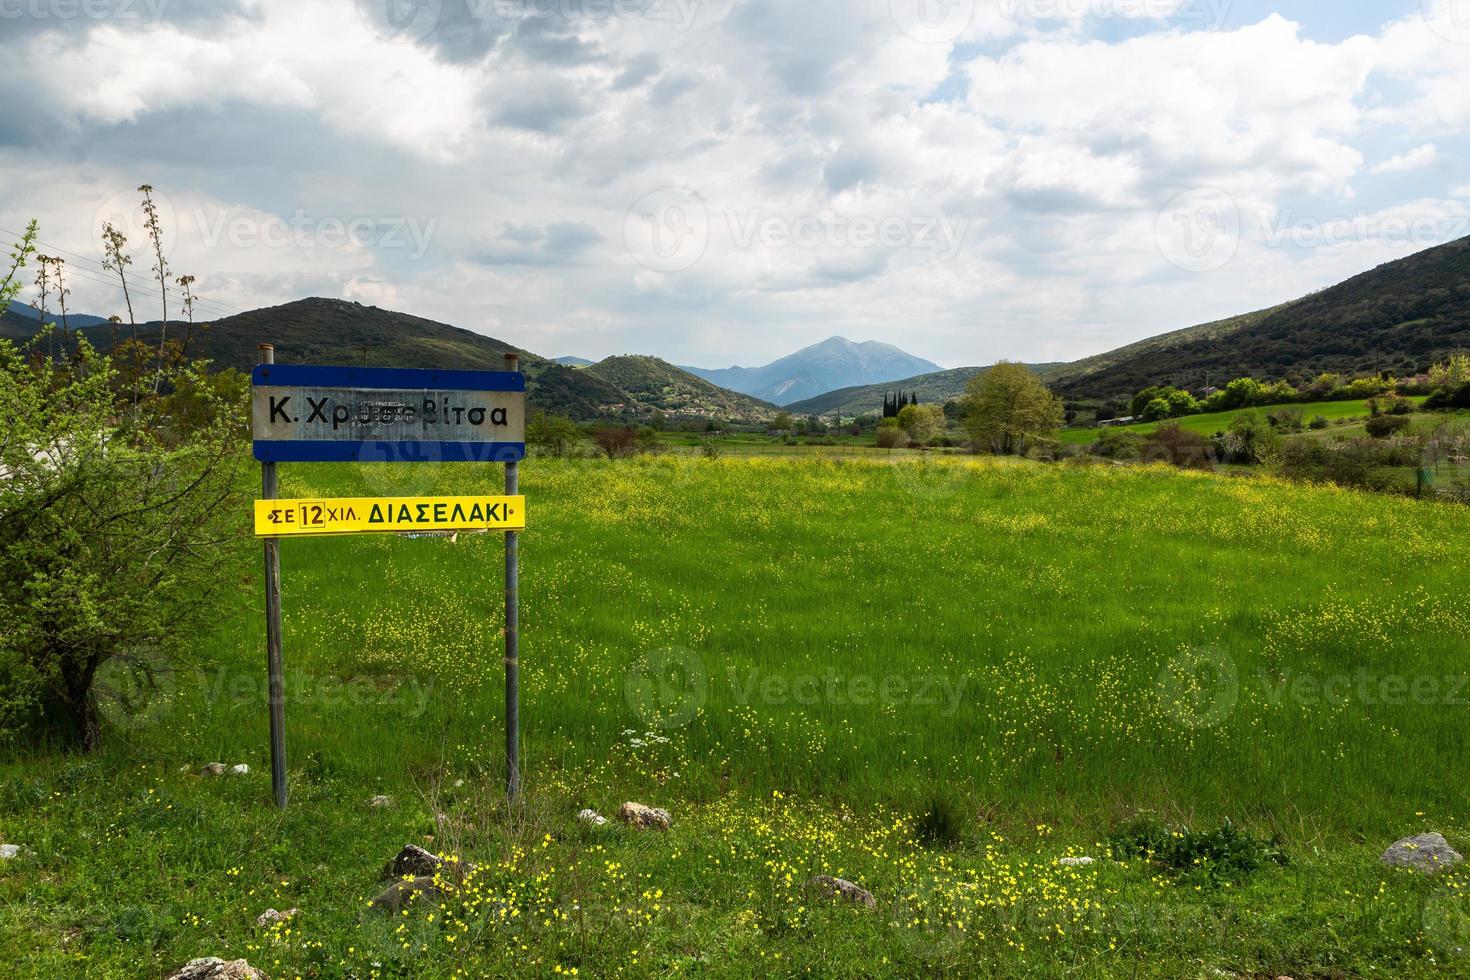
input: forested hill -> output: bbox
[1046,236,1470,402]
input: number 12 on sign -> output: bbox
[253,495,526,537]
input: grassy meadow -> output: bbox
[3,456,1469,977]
[1056,397,1427,445]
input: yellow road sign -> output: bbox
[254,495,525,537]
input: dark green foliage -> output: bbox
[1049,236,1470,402]
[1365,413,1412,438]
[1109,817,1287,881]
[1424,383,1470,410]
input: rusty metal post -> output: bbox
[260,343,288,809]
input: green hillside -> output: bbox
[587,354,776,422]
[1048,236,1470,403]
[785,363,1067,417]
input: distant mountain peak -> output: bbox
[683,336,942,406]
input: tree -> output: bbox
[963,362,1064,456]
[899,403,944,444]
[592,426,637,458]
[0,334,247,749]
[1216,410,1281,464]
[771,411,794,433]
[527,412,582,457]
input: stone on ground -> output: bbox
[254,907,299,927]
[1058,856,1095,867]
[382,844,443,879]
[804,875,877,909]
[616,802,671,830]
[0,844,19,860]
[1381,832,1464,873]
[577,808,609,827]
[370,876,441,914]
[165,957,265,979]
[369,795,394,808]
[230,764,250,776]
[200,763,227,776]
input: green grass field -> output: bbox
[1058,397,1426,445]
[3,457,1469,977]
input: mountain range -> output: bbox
[680,337,943,406]
[5,235,1467,424]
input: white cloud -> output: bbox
[1370,144,1439,176]
[1,2,1466,368]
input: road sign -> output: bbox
[253,495,525,537]
[251,365,526,463]
[252,348,529,811]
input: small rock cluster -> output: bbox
[199,763,250,777]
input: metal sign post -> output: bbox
[249,350,527,809]
[259,344,288,810]
[504,353,521,801]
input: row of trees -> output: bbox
[1124,355,1470,424]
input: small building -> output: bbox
[1097,416,1137,429]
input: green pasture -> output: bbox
[3,456,1468,977]
[1058,397,1427,445]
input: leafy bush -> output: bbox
[875,426,904,449]
[1365,414,1411,439]
[1267,407,1304,431]
[1309,415,1329,430]
[1141,423,1215,469]
[1090,428,1145,460]
[0,338,247,749]
[1109,817,1286,881]
[1424,383,1470,410]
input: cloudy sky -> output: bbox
[2,0,1468,369]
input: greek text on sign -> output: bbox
[252,365,526,463]
[254,496,526,537]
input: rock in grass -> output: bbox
[230,764,250,776]
[0,844,20,860]
[369,795,394,808]
[577,808,609,827]
[1058,856,1095,867]
[165,957,265,979]
[616,802,671,831]
[370,875,442,914]
[382,844,443,879]
[254,907,299,927]
[1381,832,1464,873]
[200,763,227,776]
[804,875,877,909]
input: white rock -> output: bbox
[200,763,227,776]
[1058,856,1095,867]
[369,795,394,808]
[165,957,265,980]
[577,808,609,827]
[255,907,300,927]
[0,844,20,859]
[230,764,250,776]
